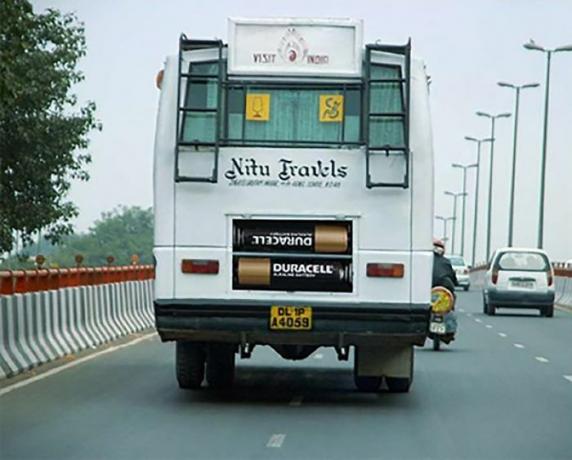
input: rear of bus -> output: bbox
[153,18,434,392]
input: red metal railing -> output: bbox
[0,265,155,295]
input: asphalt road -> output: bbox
[1,291,572,460]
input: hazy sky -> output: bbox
[33,0,572,262]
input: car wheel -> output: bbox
[464,285,469,292]
[487,303,496,316]
[543,304,554,318]
[206,343,235,389]
[482,297,488,314]
[176,341,206,390]
[432,337,441,351]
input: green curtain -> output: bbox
[226,88,359,145]
[181,62,219,143]
[369,64,405,148]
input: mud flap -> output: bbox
[355,345,413,379]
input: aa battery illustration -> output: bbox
[233,221,350,254]
[234,256,352,292]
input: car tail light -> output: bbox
[366,263,404,278]
[491,269,499,285]
[463,268,469,274]
[181,259,219,274]
[546,270,553,287]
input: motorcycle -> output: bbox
[429,286,458,351]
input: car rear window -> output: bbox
[448,256,465,267]
[496,252,548,271]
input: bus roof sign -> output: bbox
[227,17,363,77]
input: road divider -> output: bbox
[0,266,155,379]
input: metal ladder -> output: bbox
[363,40,411,188]
[175,35,224,183]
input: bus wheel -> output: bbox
[354,375,382,392]
[176,341,205,390]
[206,343,235,389]
[386,376,412,393]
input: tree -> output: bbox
[0,0,100,253]
[51,206,154,267]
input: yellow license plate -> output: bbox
[269,306,312,330]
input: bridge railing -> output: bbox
[0,265,156,380]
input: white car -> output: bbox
[483,248,555,317]
[448,255,470,291]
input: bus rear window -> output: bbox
[225,87,361,146]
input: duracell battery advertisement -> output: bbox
[233,220,351,254]
[233,220,353,292]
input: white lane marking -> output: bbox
[485,325,493,329]
[475,318,482,323]
[267,434,286,448]
[535,356,549,363]
[564,375,572,384]
[0,332,156,397]
[314,353,324,360]
[289,395,304,406]
[513,343,525,349]
[498,333,507,338]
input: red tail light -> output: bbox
[463,269,469,274]
[546,270,553,287]
[181,259,219,274]
[491,269,499,285]
[366,263,404,278]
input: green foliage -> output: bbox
[0,206,154,269]
[0,0,100,253]
[52,206,154,267]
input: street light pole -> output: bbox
[476,111,511,260]
[444,191,467,255]
[435,216,455,248]
[465,136,493,266]
[452,163,477,257]
[524,40,572,249]
[498,81,539,247]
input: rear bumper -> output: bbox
[486,289,555,308]
[456,275,470,287]
[154,299,430,347]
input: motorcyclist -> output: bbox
[432,238,458,293]
[429,238,459,350]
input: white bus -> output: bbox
[153,18,434,393]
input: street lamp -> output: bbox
[475,111,511,260]
[444,191,467,255]
[465,136,493,266]
[523,39,572,249]
[452,163,477,257]
[497,81,539,247]
[435,215,456,247]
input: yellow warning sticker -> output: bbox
[246,93,270,121]
[319,95,344,122]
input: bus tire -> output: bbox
[206,344,235,389]
[176,341,205,390]
[354,375,382,392]
[386,376,412,393]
